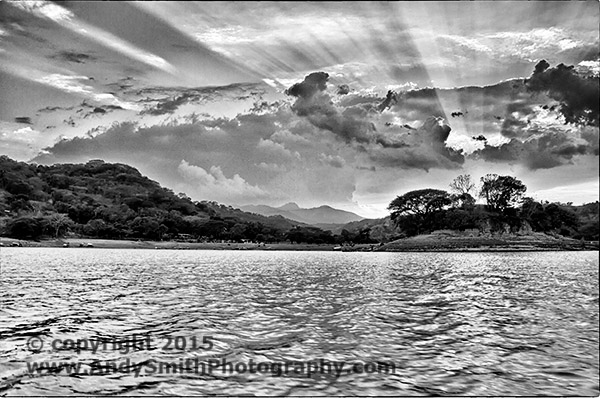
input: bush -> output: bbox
[6,217,44,240]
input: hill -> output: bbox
[0,156,334,243]
[239,202,364,225]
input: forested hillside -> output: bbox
[0,156,335,243]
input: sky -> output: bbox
[0,1,598,218]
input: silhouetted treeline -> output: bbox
[1,157,596,244]
[388,174,598,241]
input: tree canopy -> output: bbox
[479,174,527,213]
[388,189,452,219]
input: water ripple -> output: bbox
[0,249,598,396]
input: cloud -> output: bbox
[51,51,96,64]
[388,64,434,87]
[140,83,266,115]
[269,129,310,146]
[284,71,468,171]
[285,71,329,98]
[286,71,377,144]
[0,125,49,160]
[337,84,350,95]
[256,162,287,173]
[37,105,75,113]
[177,159,269,202]
[483,28,589,59]
[378,90,399,112]
[367,116,465,170]
[35,74,139,110]
[9,0,74,22]
[142,93,195,116]
[14,117,32,124]
[319,153,346,168]
[473,128,598,170]
[576,59,600,77]
[257,138,299,161]
[526,60,599,126]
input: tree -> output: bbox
[388,189,452,219]
[388,189,453,236]
[449,174,476,210]
[450,192,475,210]
[479,174,527,213]
[450,174,476,196]
[46,213,73,238]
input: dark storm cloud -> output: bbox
[286,72,376,144]
[14,117,32,124]
[533,59,550,74]
[285,72,466,170]
[285,72,329,98]
[337,84,350,95]
[527,60,599,126]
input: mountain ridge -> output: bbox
[239,203,365,225]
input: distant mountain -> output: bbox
[278,202,301,211]
[239,202,365,225]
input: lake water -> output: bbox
[0,248,598,396]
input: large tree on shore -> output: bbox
[46,213,73,238]
[388,189,453,236]
[388,189,452,219]
[479,174,527,213]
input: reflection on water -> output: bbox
[1,249,598,395]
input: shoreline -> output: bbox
[1,236,597,252]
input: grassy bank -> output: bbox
[377,230,598,252]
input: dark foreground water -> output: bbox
[0,249,598,396]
